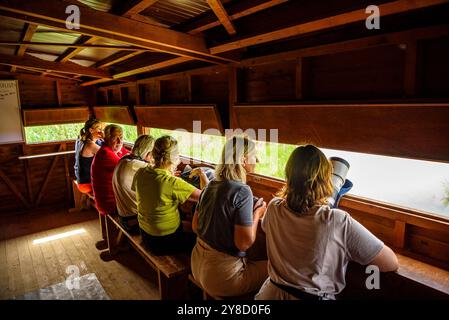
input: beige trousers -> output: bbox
[191,238,268,298]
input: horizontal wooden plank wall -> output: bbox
[93,106,135,125]
[23,107,90,126]
[134,105,223,134]
[15,77,93,107]
[233,103,449,163]
[0,141,76,215]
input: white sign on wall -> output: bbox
[0,80,24,144]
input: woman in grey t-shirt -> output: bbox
[191,136,268,297]
[256,145,398,300]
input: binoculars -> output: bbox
[328,157,353,208]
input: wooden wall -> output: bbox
[0,74,94,215]
[15,77,93,107]
[0,142,75,215]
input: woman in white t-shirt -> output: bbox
[112,135,155,233]
[255,144,398,300]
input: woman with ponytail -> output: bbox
[74,119,104,194]
[255,145,398,300]
[132,135,207,255]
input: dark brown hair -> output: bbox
[278,145,333,214]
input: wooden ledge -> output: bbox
[396,254,449,295]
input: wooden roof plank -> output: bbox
[0,53,111,78]
[183,0,288,34]
[11,23,37,72]
[207,0,237,36]
[56,35,99,63]
[121,0,160,18]
[0,0,227,63]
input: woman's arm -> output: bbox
[81,140,100,157]
[187,188,202,202]
[368,245,399,272]
[192,210,199,234]
[234,203,266,252]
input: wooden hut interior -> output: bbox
[0,0,449,301]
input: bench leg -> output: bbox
[99,213,107,240]
[106,215,120,256]
[158,271,188,300]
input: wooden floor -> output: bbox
[0,207,160,300]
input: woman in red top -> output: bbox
[91,124,129,216]
[91,124,129,248]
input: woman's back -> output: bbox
[197,179,254,257]
[263,197,384,296]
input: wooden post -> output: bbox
[186,75,192,103]
[394,220,407,249]
[295,57,303,100]
[21,144,34,205]
[135,83,141,105]
[62,142,72,206]
[56,80,62,106]
[228,66,239,129]
[404,40,417,97]
[158,271,188,300]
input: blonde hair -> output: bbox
[132,135,155,160]
[278,145,333,214]
[215,135,256,183]
[152,135,179,168]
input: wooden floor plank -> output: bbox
[5,237,24,298]
[0,208,160,300]
[0,223,9,298]
[26,231,53,292]
[17,234,39,296]
[82,220,159,300]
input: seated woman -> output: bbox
[132,135,207,255]
[255,145,399,300]
[74,119,104,194]
[112,134,155,233]
[191,136,268,298]
[91,124,129,246]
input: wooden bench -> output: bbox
[106,214,191,300]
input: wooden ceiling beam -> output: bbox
[11,23,38,72]
[180,0,288,34]
[0,69,80,82]
[0,41,146,51]
[56,35,99,63]
[206,0,236,36]
[80,78,123,87]
[210,0,449,54]
[240,25,449,67]
[94,51,146,69]
[113,56,191,79]
[0,53,112,78]
[0,0,231,64]
[120,0,159,18]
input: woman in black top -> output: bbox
[74,119,104,194]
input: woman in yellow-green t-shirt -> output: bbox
[132,135,209,255]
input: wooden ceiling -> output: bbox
[0,0,448,86]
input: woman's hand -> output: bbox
[189,168,209,189]
[254,199,267,219]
